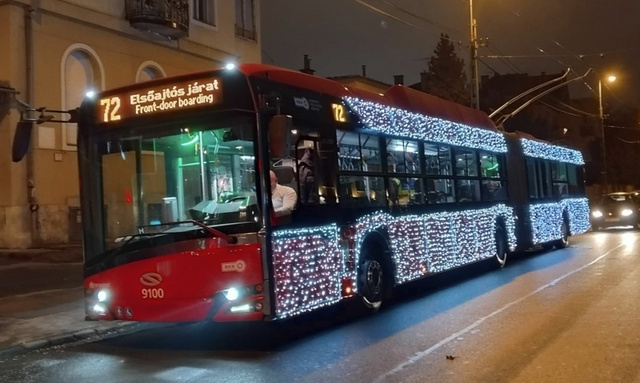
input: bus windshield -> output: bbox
[97,117,258,248]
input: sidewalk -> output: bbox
[0,245,140,359]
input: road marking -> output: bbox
[373,242,627,383]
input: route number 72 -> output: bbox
[99,97,122,123]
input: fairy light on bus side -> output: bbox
[343,97,507,153]
[352,206,517,280]
[271,224,342,319]
[521,138,584,165]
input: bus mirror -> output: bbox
[11,120,34,162]
[268,115,292,158]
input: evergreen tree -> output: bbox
[423,33,470,106]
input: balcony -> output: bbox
[125,0,189,40]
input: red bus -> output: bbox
[79,63,590,322]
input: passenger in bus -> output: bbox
[389,177,401,205]
[298,148,315,203]
[270,170,297,217]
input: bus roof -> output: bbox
[237,63,499,132]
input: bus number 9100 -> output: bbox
[141,288,164,299]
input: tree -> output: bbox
[423,33,470,106]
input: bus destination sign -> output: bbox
[98,78,222,123]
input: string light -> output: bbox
[520,138,585,165]
[270,199,590,319]
[271,224,342,319]
[353,205,517,280]
[343,97,508,153]
[266,99,590,320]
[529,198,590,244]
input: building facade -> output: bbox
[0,0,261,248]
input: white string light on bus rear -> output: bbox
[529,198,591,244]
[520,138,585,165]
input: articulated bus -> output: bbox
[80,63,590,322]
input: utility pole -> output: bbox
[599,79,608,194]
[469,0,479,109]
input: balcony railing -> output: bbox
[125,0,189,40]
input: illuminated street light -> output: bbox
[599,74,617,193]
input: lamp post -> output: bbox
[599,74,616,193]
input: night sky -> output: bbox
[261,0,640,108]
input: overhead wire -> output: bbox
[351,0,460,42]
[379,0,465,37]
[538,100,592,118]
[352,0,628,116]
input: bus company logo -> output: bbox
[88,282,110,289]
[221,260,246,273]
[294,97,310,110]
[140,272,163,287]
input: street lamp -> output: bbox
[599,74,616,193]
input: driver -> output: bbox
[270,170,297,217]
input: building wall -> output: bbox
[0,0,261,248]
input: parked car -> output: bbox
[591,192,640,230]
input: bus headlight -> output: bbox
[92,304,107,313]
[621,209,633,216]
[97,289,110,302]
[223,287,240,301]
[592,210,603,218]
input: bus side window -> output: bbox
[567,164,581,194]
[526,158,539,198]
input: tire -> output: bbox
[358,246,387,312]
[495,225,508,268]
[555,221,569,249]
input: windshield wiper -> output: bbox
[189,220,237,244]
[140,219,238,244]
[114,232,164,247]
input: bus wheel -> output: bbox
[358,253,385,312]
[555,221,569,249]
[495,225,508,268]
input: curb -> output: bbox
[0,322,147,360]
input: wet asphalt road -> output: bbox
[2,230,640,383]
